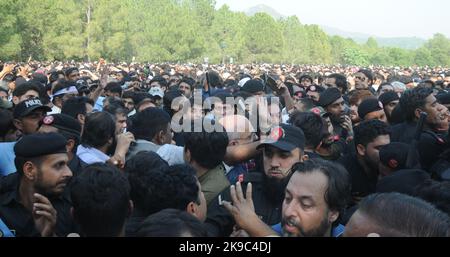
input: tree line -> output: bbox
[1,0,449,66]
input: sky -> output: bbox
[215,0,450,39]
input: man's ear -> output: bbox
[12,96,19,105]
[77,114,85,125]
[328,210,339,224]
[356,144,366,157]
[184,148,191,163]
[66,139,76,153]
[302,154,309,162]
[414,108,423,120]
[23,161,37,181]
[156,130,165,145]
[13,119,23,131]
[186,201,197,217]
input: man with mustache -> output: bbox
[223,158,351,237]
[205,124,307,236]
[0,133,76,236]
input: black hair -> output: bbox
[51,79,72,95]
[0,109,15,139]
[415,179,450,216]
[163,89,184,117]
[354,120,390,147]
[14,156,44,177]
[328,73,348,93]
[183,121,229,169]
[356,192,450,236]
[179,77,196,89]
[129,107,171,142]
[65,67,79,77]
[399,87,433,122]
[206,70,223,88]
[289,111,325,149]
[126,163,200,216]
[149,76,168,88]
[81,112,116,148]
[49,70,65,84]
[122,91,136,101]
[136,209,210,237]
[299,74,313,83]
[104,82,123,96]
[12,82,41,97]
[70,163,130,237]
[103,103,127,117]
[358,69,374,84]
[61,96,93,120]
[292,158,351,226]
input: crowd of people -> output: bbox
[0,60,449,237]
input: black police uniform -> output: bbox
[338,154,378,205]
[0,173,76,237]
[0,133,78,236]
[205,171,284,237]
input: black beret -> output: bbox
[379,142,410,170]
[358,98,383,119]
[378,91,400,106]
[42,114,82,137]
[14,132,67,158]
[241,79,264,94]
[376,169,430,196]
[436,92,450,105]
[319,88,341,107]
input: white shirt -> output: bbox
[76,145,109,164]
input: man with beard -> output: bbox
[319,88,353,141]
[391,87,448,170]
[339,120,390,205]
[222,159,351,237]
[204,124,306,236]
[0,133,76,236]
[76,112,134,169]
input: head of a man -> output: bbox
[282,159,351,237]
[13,98,51,135]
[14,133,72,197]
[70,163,132,237]
[219,115,256,147]
[354,120,391,175]
[400,87,447,131]
[130,107,172,145]
[320,88,345,122]
[344,193,450,237]
[354,69,373,90]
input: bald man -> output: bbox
[219,115,257,184]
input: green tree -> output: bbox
[279,16,309,64]
[305,25,332,64]
[244,13,284,63]
[424,33,450,66]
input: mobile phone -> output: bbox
[266,75,282,94]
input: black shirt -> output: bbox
[0,173,77,237]
[390,122,417,144]
[205,172,284,237]
[338,154,378,204]
[68,155,87,178]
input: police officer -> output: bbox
[0,133,75,236]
